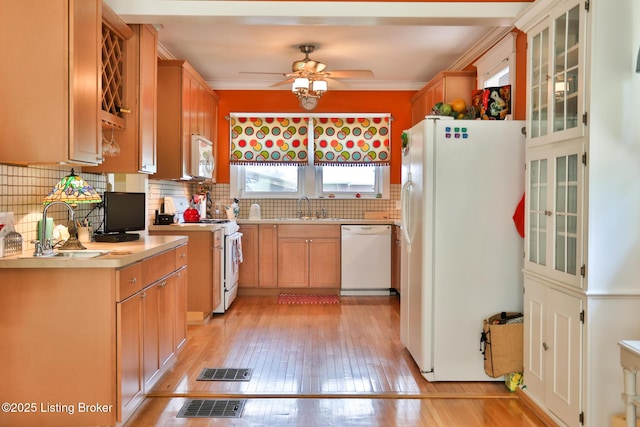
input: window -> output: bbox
[316,165,386,198]
[231,164,389,199]
[484,65,510,88]
[474,33,516,89]
[231,165,305,198]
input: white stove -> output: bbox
[211,219,242,314]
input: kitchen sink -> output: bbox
[19,250,110,259]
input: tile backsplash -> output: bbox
[0,164,108,247]
[204,183,401,220]
[0,164,400,254]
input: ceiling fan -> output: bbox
[241,44,373,85]
[242,44,373,109]
[268,44,374,88]
[241,44,373,109]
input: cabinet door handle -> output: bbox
[129,277,137,284]
[181,253,187,258]
[544,210,553,216]
[542,342,549,351]
[141,292,146,299]
[160,280,167,287]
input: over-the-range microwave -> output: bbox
[190,134,215,180]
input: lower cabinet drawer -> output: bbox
[118,262,143,301]
[142,249,175,284]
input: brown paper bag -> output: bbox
[481,312,523,378]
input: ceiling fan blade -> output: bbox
[324,77,349,89]
[239,71,287,76]
[326,70,374,79]
[271,77,294,87]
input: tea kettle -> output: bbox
[183,206,201,223]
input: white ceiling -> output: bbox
[104,1,531,92]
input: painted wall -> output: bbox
[213,90,415,185]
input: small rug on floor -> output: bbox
[277,293,340,305]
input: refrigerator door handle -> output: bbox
[401,180,413,247]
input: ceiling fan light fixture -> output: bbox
[292,77,309,93]
[312,79,327,94]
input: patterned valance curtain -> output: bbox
[229,115,309,165]
[313,115,391,166]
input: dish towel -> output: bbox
[512,193,525,238]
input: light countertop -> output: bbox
[236,218,400,226]
[0,234,188,269]
[149,223,226,232]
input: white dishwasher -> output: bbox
[341,225,391,296]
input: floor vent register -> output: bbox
[196,368,253,381]
[177,399,245,419]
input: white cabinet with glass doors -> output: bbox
[527,1,586,146]
[525,139,585,289]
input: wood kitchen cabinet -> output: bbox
[259,224,279,287]
[149,229,221,325]
[277,225,340,289]
[117,262,145,423]
[238,224,259,287]
[410,70,476,126]
[121,246,187,415]
[0,0,102,165]
[238,224,279,288]
[89,18,158,174]
[0,239,187,427]
[155,59,219,180]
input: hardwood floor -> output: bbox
[124,295,548,426]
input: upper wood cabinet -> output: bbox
[155,59,219,181]
[410,70,476,126]
[88,19,158,174]
[0,0,102,165]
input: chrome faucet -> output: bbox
[33,201,84,256]
[297,196,312,219]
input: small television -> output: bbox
[96,192,146,242]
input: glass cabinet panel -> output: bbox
[528,158,548,265]
[529,28,549,139]
[553,5,580,134]
[554,153,579,275]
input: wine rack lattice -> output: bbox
[101,25,124,116]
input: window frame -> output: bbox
[314,165,389,199]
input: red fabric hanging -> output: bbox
[512,193,525,238]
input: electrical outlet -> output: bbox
[395,201,401,210]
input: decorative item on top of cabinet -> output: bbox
[410,70,476,126]
[156,59,219,181]
[89,8,158,174]
[0,0,102,165]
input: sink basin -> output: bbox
[19,250,110,259]
[57,250,110,258]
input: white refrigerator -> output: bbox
[400,117,525,381]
